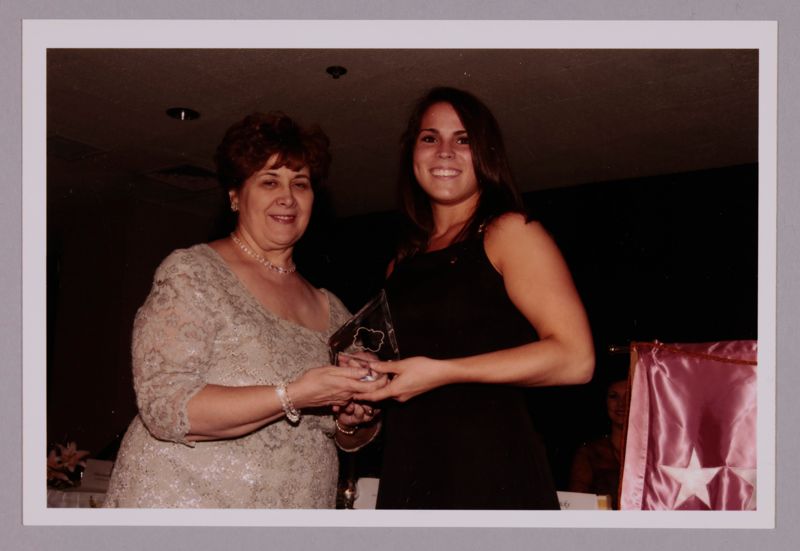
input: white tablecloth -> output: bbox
[47,488,106,508]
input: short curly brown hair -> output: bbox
[214,112,331,192]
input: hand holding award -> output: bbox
[328,290,398,449]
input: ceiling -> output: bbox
[46,48,758,218]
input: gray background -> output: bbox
[2,1,797,550]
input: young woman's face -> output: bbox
[606,380,629,427]
[412,102,480,209]
[229,155,314,252]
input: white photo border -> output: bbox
[22,19,777,528]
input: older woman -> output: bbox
[356,87,595,509]
[104,112,383,508]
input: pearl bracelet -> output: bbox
[334,419,358,435]
[275,384,300,423]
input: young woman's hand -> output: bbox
[352,356,454,403]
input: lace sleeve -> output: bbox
[131,251,219,446]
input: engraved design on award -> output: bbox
[351,327,386,354]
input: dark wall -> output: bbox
[47,163,758,488]
[531,164,758,347]
[47,179,227,457]
[521,164,758,486]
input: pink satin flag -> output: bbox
[619,340,757,510]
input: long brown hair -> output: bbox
[397,87,525,258]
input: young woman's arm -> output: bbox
[355,213,594,403]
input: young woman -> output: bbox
[355,87,595,509]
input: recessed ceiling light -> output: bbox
[166,107,200,121]
[326,65,347,79]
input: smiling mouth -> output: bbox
[430,168,461,177]
[269,214,296,223]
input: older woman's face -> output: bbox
[229,155,313,252]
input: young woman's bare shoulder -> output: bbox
[486,211,526,232]
[485,213,548,246]
[484,214,550,271]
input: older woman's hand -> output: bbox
[333,401,381,427]
[331,353,386,428]
[331,367,387,451]
[287,365,386,410]
[336,351,386,381]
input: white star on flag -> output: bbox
[729,466,757,510]
[659,448,722,508]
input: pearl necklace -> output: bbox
[230,233,296,275]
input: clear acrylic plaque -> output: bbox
[328,289,400,367]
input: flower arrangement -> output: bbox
[47,441,90,488]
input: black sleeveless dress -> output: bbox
[376,235,560,509]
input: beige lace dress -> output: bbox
[103,244,351,508]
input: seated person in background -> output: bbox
[568,373,629,509]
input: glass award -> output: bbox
[328,289,400,374]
